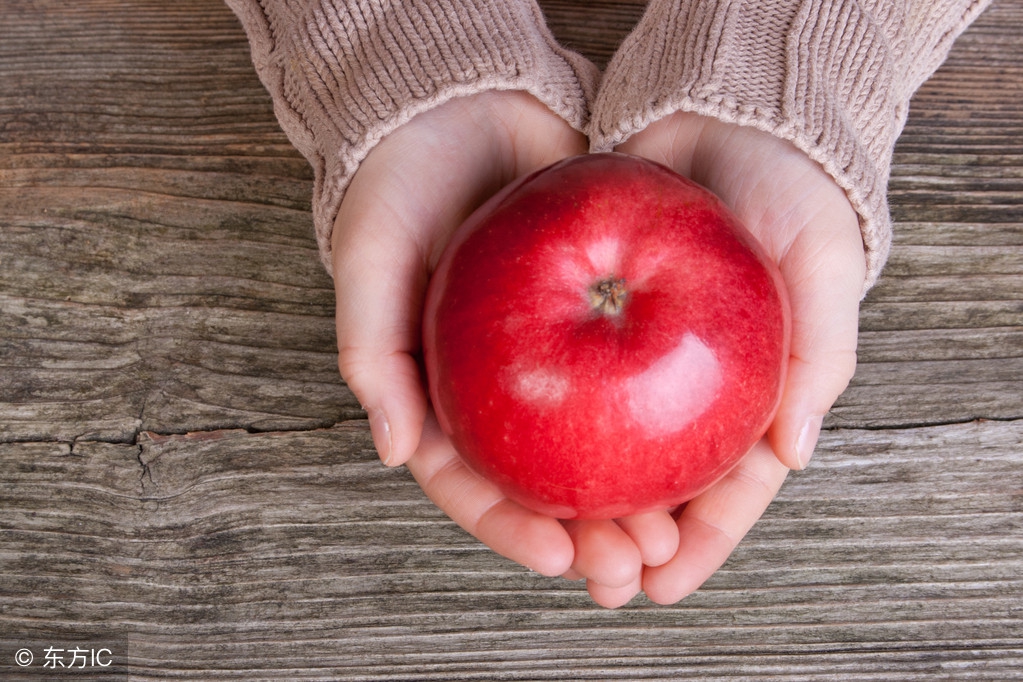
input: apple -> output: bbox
[422,152,790,520]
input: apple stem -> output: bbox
[589,276,627,316]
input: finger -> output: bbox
[332,192,431,467]
[562,519,643,589]
[332,93,585,467]
[331,101,501,466]
[405,414,575,578]
[642,440,788,605]
[615,510,680,567]
[768,199,865,470]
[587,573,643,609]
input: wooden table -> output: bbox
[2,1,1021,679]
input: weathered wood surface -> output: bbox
[1,0,1020,679]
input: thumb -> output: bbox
[768,206,865,470]
[332,194,431,467]
[329,93,529,466]
[332,92,588,466]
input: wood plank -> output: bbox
[839,0,1023,429]
[1,421,1020,678]
[0,0,1021,679]
[0,0,361,443]
[539,0,647,69]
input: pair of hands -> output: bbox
[332,91,865,608]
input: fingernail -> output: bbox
[367,407,393,466]
[795,414,824,470]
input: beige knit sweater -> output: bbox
[225,0,991,289]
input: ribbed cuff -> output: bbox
[226,0,599,272]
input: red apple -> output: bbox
[422,153,790,520]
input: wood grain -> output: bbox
[0,0,360,445]
[1,0,1021,679]
[539,0,647,68]
[2,422,1021,678]
[835,0,1023,431]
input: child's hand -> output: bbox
[331,99,864,608]
[613,112,866,604]
[331,91,681,607]
[331,90,586,471]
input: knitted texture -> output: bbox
[224,0,599,271]
[591,0,992,291]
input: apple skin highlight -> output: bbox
[423,153,790,520]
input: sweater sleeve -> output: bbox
[590,0,992,292]
[224,0,599,272]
